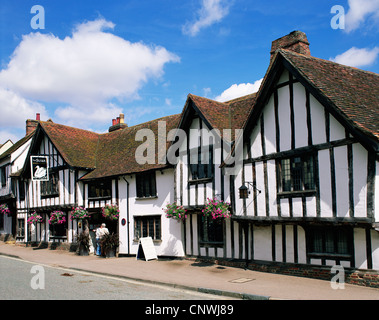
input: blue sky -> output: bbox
[0,0,378,143]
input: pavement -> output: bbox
[1,242,379,300]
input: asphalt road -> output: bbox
[0,255,232,300]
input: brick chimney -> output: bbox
[109,113,128,132]
[26,113,40,136]
[270,30,310,60]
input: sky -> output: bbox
[0,0,378,143]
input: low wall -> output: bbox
[192,257,379,289]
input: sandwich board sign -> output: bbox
[136,237,157,261]
[31,156,49,181]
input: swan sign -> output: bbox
[31,156,49,181]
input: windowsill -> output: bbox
[41,193,59,199]
[188,177,213,185]
[136,196,158,200]
[308,252,352,259]
[277,190,316,199]
[88,196,112,201]
[199,241,224,248]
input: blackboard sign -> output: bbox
[31,156,49,181]
[136,237,158,261]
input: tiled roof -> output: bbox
[186,93,256,142]
[40,121,99,169]
[81,114,181,180]
[280,49,379,143]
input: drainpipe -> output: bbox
[122,176,130,255]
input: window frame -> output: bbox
[133,215,161,242]
[40,171,59,198]
[189,145,214,182]
[88,179,112,200]
[49,212,68,239]
[0,166,6,188]
[199,214,224,247]
[136,171,157,199]
[306,225,354,262]
[277,152,317,198]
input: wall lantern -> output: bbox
[239,182,261,199]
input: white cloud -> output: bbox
[330,47,379,67]
[182,0,230,36]
[345,0,379,32]
[215,79,263,102]
[0,87,47,128]
[0,18,180,129]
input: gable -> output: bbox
[244,50,379,153]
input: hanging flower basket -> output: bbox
[27,211,44,225]
[163,202,187,221]
[102,204,119,220]
[48,211,66,225]
[70,206,89,220]
[202,198,231,220]
[0,204,11,216]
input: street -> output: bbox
[0,255,231,300]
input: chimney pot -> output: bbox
[108,114,128,132]
[36,113,40,121]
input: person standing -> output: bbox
[95,223,109,256]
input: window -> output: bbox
[134,215,161,241]
[308,226,352,257]
[88,180,111,199]
[189,145,213,180]
[41,172,59,197]
[0,166,6,187]
[17,218,25,238]
[136,171,156,198]
[199,215,224,245]
[49,213,68,238]
[278,153,315,193]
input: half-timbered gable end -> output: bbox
[174,93,255,258]
[233,31,379,270]
[0,132,34,239]
[18,120,99,243]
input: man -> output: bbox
[95,223,109,256]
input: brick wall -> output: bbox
[193,257,379,289]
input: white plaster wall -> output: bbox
[371,229,379,270]
[263,95,277,154]
[278,86,291,152]
[354,228,367,269]
[318,149,333,217]
[119,169,184,257]
[353,143,367,218]
[309,94,326,145]
[334,146,349,218]
[293,82,308,149]
[253,225,272,261]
